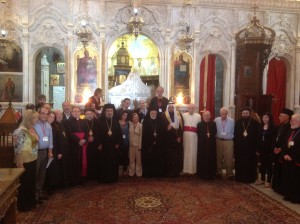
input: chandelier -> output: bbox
[0,28,8,48]
[127,8,144,38]
[76,19,93,47]
[75,0,93,47]
[176,1,195,52]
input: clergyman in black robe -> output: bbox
[83,108,99,180]
[148,86,169,115]
[281,114,300,203]
[65,106,88,185]
[161,103,183,177]
[272,108,293,194]
[97,104,123,183]
[234,107,259,183]
[53,109,72,187]
[142,107,164,178]
[197,111,217,180]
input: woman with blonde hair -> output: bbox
[13,109,39,211]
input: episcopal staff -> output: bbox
[197,111,217,180]
[272,108,293,194]
[65,106,88,185]
[234,107,259,183]
[97,104,123,183]
[281,114,300,203]
[182,104,201,174]
[161,102,183,177]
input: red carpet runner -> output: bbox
[17,177,300,224]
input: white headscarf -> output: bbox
[166,103,179,129]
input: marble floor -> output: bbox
[250,183,300,214]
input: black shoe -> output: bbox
[227,176,235,181]
[39,195,49,200]
[36,199,44,204]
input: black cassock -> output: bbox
[272,122,290,194]
[197,121,217,179]
[97,117,123,183]
[65,117,88,185]
[234,118,259,183]
[148,96,169,115]
[84,118,99,180]
[281,128,300,203]
[161,112,184,177]
[45,122,63,189]
[142,116,164,178]
[56,121,73,187]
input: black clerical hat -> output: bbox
[148,105,157,112]
[241,106,251,112]
[281,108,294,118]
[84,107,95,113]
[103,103,115,111]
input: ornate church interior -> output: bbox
[1,0,300,223]
[0,0,299,118]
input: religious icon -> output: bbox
[50,75,59,86]
[76,48,98,88]
[0,75,23,102]
[174,53,190,89]
[57,62,65,73]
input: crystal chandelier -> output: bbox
[127,8,144,38]
[176,1,195,52]
[76,19,92,47]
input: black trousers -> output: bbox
[18,160,37,211]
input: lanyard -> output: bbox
[40,122,46,137]
[221,119,227,131]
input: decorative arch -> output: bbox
[34,47,65,107]
[107,34,160,90]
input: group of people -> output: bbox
[12,86,300,212]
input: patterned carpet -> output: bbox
[17,176,300,224]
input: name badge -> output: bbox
[221,131,226,136]
[43,136,49,142]
[123,135,126,139]
[289,141,294,147]
[159,108,162,113]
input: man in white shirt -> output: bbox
[214,107,235,179]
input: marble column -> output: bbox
[229,38,236,118]
[294,45,300,113]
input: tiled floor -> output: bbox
[251,183,300,214]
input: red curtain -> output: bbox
[199,54,216,118]
[266,58,286,125]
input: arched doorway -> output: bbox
[107,34,160,89]
[199,54,224,118]
[35,47,65,109]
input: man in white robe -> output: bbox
[182,104,201,174]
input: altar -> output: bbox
[0,168,24,224]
